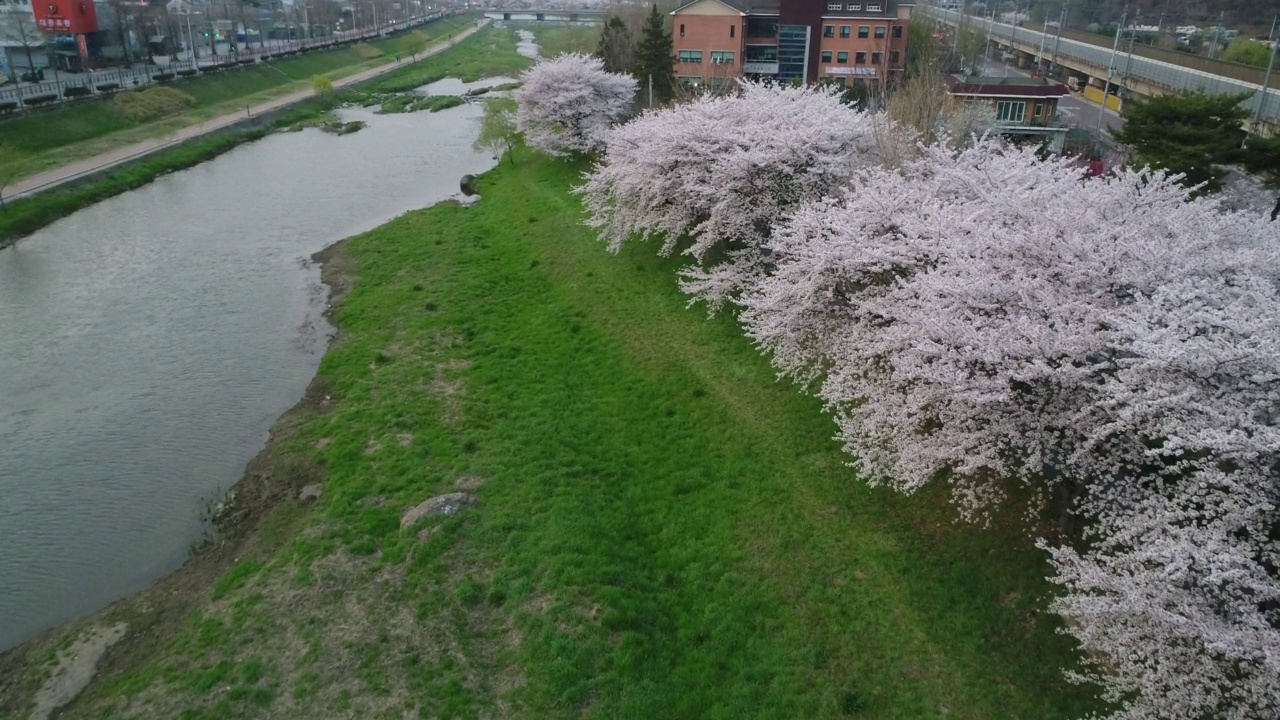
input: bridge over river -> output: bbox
[484,8,605,23]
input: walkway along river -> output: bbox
[0,98,504,652]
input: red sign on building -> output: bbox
[32,0,99,35]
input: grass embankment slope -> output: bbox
[0,13,476,183]
[3,154,1098,719]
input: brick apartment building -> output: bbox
[670,0,914,93]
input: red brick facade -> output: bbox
[673,10,748,89]
[671,0,912,90]
[814,15,907,91]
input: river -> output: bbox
[0,93,505,652]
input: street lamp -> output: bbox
[169,6,203,65]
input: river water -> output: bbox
[0,97,501,652]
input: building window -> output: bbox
[996,100,1026,123]
[826,1,842,9]
[746,45,779,62]
[679,23,685,38]
[872,51,882,64]
[1034,101,1045,117]
[837,51,849,64]
[889,50,900,64]
[821,50,833,63]
[835,77,847,89]
[711,50,735,65]
[823,25,834,38]
[855,51,866,64]
[867,3,882,11]
[840,25,851,38]
[730,25,735,38]
[875,25,886,38]
[858,25,869,38]
[678,50,702,63]
[747,17,778,38]
[678,76,702,89]
[892,25,903,38]
[778,24,811,84]
[710,77,733,91]
[846,3,861,9]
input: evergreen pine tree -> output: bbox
[633,3,675,107]
[596,16,634,74]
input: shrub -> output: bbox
[311,74,335,97]
[153,72,176,81]
[176,68,198,77]
[111,85,196,121]
[96,82,121,92]
[237,58,255,65]
[0,100,18,112]
[62,85,91,98]
[24,93,58,105]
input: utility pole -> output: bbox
[1253,16,1278,134]
[1050,2,1067,77]
[1208,11,1224,59]
[1037,13,1049,75]
[1097,5,1126,135]
[1122,11,1139,84]
[985,10,993,64]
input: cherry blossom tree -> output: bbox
[1043,471,1280,720]
[514,53,637,157]
[733,140,1280,717]
[576,80,880,310]
[740,141,1280,521]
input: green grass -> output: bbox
[360,26,533,94]
[176,67,291,107]
[60,152,1102,720]
[272,47,388,81]
[0,101,137,155]
[523,22,601,57]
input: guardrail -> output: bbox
[0,11,454,112]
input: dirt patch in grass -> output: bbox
[28,623,128,720]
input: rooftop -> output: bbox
[945,74,1070,97]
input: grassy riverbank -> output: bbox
[0,14,477,184]
[0,152,1099,720]
[0,100,335,248]
[358,24,532,93]
[519,23,599,57]
[0,23,517,247]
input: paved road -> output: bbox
[981,56,1125,134]
[6,19,489,201]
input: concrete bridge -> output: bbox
[483,9,605,23]
[920,5,1280,134]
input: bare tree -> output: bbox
[5,10,44,77]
